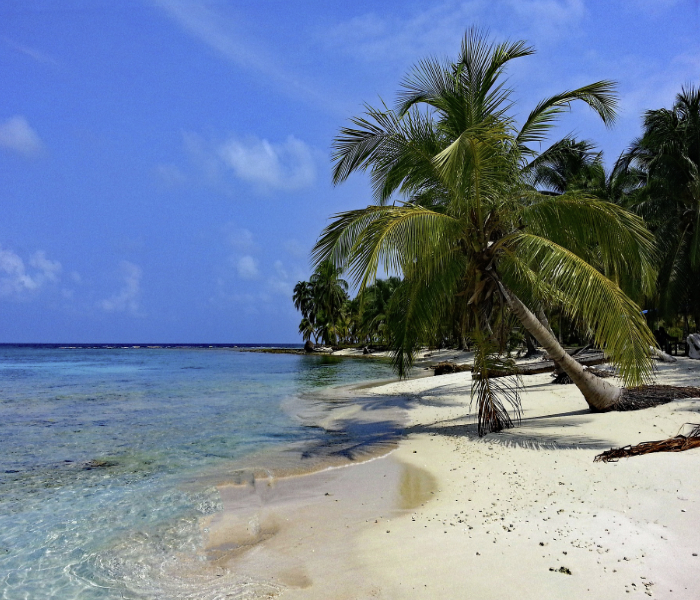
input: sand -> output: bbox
[203,357,700,599]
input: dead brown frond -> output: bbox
[594,423,700,462]
[613,385,700,411]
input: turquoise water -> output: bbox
[0,347,396,599]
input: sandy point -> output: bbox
[202,357,700,599]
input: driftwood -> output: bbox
[433,353,607,378]
[433,361,471,375]
[594,424,700,462]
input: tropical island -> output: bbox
[3,13,700,598]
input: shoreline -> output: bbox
[195,356,700,599]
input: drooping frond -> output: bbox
[312,204,459,291]
[470,333,522,435]
[505,233,656,386]
[518,193,658,298]
[332,105,447,204]
[387,259,466,377]
[517,81,618,149]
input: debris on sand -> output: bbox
[595,424,700,462]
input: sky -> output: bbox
[1,0,699,343]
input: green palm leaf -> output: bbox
[504,233,656,385]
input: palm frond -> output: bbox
[518,193,658,298]
[470,332,522,435]
[506,233,656,385]
[517,81,618,148]
[312,205,459,291]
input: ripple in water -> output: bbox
[0,346,396,599]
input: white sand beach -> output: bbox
[204,357,700,599]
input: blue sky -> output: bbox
[1,0,699,343]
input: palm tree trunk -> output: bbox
[495,278,621,411]
[537,307,556,339]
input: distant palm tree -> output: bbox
[293,281,317,342]
[293,261,349,345]
[620,86,700,331]
[314,29,657,433]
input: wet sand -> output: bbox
[197,357,700,599]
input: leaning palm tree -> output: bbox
[313,29,658,433]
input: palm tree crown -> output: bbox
[313,29,658,433]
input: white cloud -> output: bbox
[219,135,316,191]
[266,259,307,298]
[325,4,480,63]
[618,52,700,119]
[236,255,259,279]
[100,261,142,314]
[224,224,256,252]
[0,116,44,157]
[0,247,62,297]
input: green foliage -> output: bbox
[293,261,348,345]
[470,333,522,436]
[312,27,658,433]
[292,268,401,347]
[620,86,700,329]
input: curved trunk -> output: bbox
[496,280,621,411]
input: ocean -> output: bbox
[0,345,398,599]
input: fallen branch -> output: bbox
[594,424,700,462]
[432,361,471,375]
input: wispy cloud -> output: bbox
[266,259,305,298]
[627,0,684,12]
[155,0,337,112]
[325,3,481,64]
[100,261,142,314]
[219,135,316,192]
[224,224,256,252]
[154,163,187,187]
[2,37,59,66]
[502,0,586,39]
[618,51,700,119]
[0,247,61,298]
[325,0,586,64]
[0,116,44,157]
[236,255,259,279]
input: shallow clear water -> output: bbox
[0,347,395,599]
